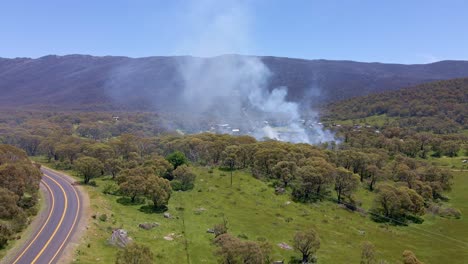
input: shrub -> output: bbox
[102,182,119,195]
[99,214,108,222]
[0,224,11,249]
[115,243,154,264]
[170,180,183,191]
[237,233,248,239]
[440,207,462,219]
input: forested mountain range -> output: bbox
[1,55,468,110]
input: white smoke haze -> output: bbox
[105,0,335,144]
[171,0,334,144]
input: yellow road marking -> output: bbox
[12,180,55,264]
[31,174,68,264]
[47,171,81,264]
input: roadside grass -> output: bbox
[32,156,468,264]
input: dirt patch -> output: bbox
[277,242,293,250]
[163,233,182,241]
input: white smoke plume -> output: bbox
[172,0,334,144]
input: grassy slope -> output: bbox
[323,114,399,128]
[36,160,466,264]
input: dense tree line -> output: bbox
[0,145,42,249]
[331,125,466,159]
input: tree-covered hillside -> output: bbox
[325,78,468,133]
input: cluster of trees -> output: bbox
[0,145,42,249]
[70,143,194,210]
[116,166,172,210]
[214,233,272,264]
[334,149,453,222]
[334,126,466,159]
[0,111,168,153]
[360,241,425,264]
[115,243,154,264]
[212,219,320,264]
[371,185,425,223]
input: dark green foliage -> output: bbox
[0,224,11,249]
[166,151,188,169]
[170,180,183,191]
[99,214,108,222]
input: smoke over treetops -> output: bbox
[108,0,335,144]
[176,55,334,144]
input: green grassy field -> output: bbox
[323,114,399,128]
[40,161,466,264]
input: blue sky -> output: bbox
[1,0,467,63]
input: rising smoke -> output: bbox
[106,0,334,144]
[172,0,334,144]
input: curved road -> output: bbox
[7,167,83,264]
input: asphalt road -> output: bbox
[7,167,82,264]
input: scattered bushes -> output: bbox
[428,204,462,219]
[102,182,119,195]
[214,233,271,264]
[115,243,154,264]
